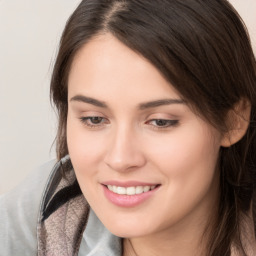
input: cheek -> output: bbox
[66,114,105,179]
[146,128,220,175]
[145,124,221,209]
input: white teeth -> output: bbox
[126,187,136,195]
[143,186,150,192]
[117,187,126,195]
[107,185,157,195]
[113,186,117,193]
[135,186,143,194]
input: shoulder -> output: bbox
[0,160,57,256]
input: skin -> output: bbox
[67,34,226,256]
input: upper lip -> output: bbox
[101,180,160,187]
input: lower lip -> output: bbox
[102,185,159,207]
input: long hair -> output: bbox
[50,0,256,255]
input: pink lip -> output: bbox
[102,180,158,187]
[102,184,160,208]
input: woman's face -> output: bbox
[67,34,223,238]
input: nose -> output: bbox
[104,125,146,172]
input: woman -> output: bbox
[1,0,255,255]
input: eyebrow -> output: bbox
[138,98,185,110]
[70,95,108,108]
[70,94,185,109]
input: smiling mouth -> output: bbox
[105,185,159,195]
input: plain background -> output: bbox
[0,0,81,194]
[0,0,255,195]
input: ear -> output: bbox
[221,99,251,147]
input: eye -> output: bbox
[146,119,179,129]
[79,116,109,128]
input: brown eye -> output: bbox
[147,119,179,128]
[155,119,169,126]
[89,117,104,124]
[79,116,109,128]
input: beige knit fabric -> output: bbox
[37,160,90,256]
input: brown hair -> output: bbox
[50,0,256,255]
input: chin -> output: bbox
[100,214,155,238]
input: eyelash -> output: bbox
[146,119,179,129]
[79,117,179,130]
[79,117,109,128]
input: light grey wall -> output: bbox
[230,0,256,55]
[0,0,81,194]
[0,0,255,195]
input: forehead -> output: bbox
[68,34,181,102]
